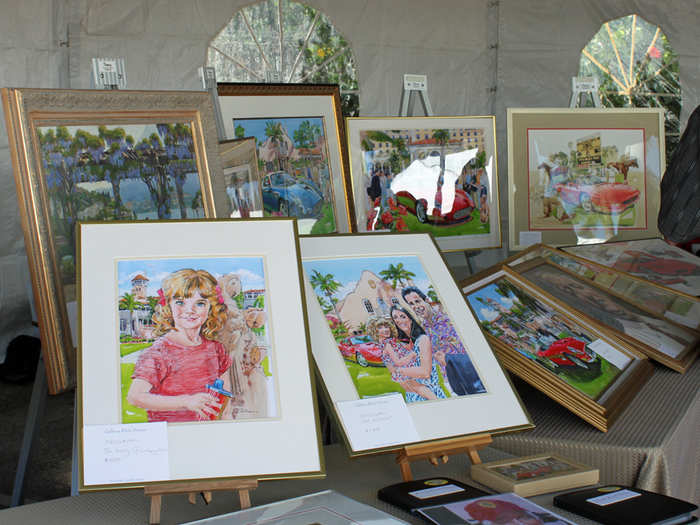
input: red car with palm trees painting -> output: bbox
[337,335,384,367]
[554,180,640,214]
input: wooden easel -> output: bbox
[394,433,492,481]
[144,478,258,524]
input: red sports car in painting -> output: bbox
[555,182,640,214]
[337,335,384,367]
[396,188,475,225]
[536,337,602,379]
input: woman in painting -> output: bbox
[367,316,439,401]
[127,269,234,422]
[389,306,447,402]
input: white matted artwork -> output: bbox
[300,233,531,455]
[78,219,322,490]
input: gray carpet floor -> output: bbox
[0,378,74,506]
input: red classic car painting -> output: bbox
[536,337,602,379]
[555,181,640,214]
[337,335,384,367]
[396,188,475,225]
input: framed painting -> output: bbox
[78,219,322,489]
[470,453,599,497]
[2,88,223,393]
[346,116,501,251]
[511,257,699,373]
[217,83,353,234]
[507,108,665,250]
[216,138,264,218]
[300,233,531,455]
[563,238,700,297]
[462,266,652,431]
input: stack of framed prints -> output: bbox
[300,232,532,456]
[507,108,665,251]
[2,87,224,393]
[217,83,353,234]
[509,252,699,373]
[345,116,501,251]
[462,266,653,431]
[563,237,700,296]
[78,219,322,489]
[217,138,264,218]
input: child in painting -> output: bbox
[367,317,438,401]
[127,269,233,422]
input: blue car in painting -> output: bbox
[262,171,324,218]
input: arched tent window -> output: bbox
[207,0,359,116]
[579,14,680,157]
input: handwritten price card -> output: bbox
[336,393,419,451]
[83,422,169,485]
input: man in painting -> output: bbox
[401,286,486,395]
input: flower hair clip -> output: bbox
[157,288,167,306]
[215,285,225,305]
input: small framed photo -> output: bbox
[563,237,700,297]
[216,138,264,218]
[470,454,599,497]
[346,116,501,251]
[78,219,322,489]
[2,88,223,393]
[217,83,353,234]
[300,233,531,455]
[507,108,665,250]
[462,266,652,431]
[512,256,699,373]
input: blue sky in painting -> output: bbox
[233,117,325,144]
[117,257,265,296]
[465,283,516,323]
[303,256,432,301]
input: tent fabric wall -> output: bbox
[1,0,698,362]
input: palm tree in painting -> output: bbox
[119,292,140,337]
[309,270,342,322]
[264,121,285,171]
[432,129,450,214]
[379,263,416,289]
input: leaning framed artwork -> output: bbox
[217,83,353,234]
[300,233,531,455]
[78,219,322,489]
[216,138,264,218]
[346,116,501,251]
[2,88,223,393]
[507,108,665,250]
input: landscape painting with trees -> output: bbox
[37,122,206,298]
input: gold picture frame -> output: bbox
[216,137,264,218]
[462,265,653,431]
[507,108,665,250]
[217,83,354,234]
[2,88,223,393]
[470,453,599,497]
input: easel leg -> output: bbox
[239,488,251,509]
[399,459,413,481]
[11,356,47,507]
[150,494,162,524]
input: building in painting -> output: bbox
[131,274,149,302]
[243,288,265,309]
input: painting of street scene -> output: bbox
[233,117,336,234]
[465,278,626,399]
[117,256,276,424]
[359,127,493,237]
[527,128,647,230]
[303,256,486,403]
[38,122,206,301]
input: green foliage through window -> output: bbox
[207,0,359,116]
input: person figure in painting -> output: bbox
[367,316,439,401]
[389,306,447,402]
[401,286,486,396]
[127,269,234,422]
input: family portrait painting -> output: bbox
[527,128,647,231]
[117,256,276,424]
[232,116,336,234]
[465,277,627,399]
[303,255,486,404]
[38,122,206,301]
[359,127,493,237]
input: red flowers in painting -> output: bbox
[367,196,410,232]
